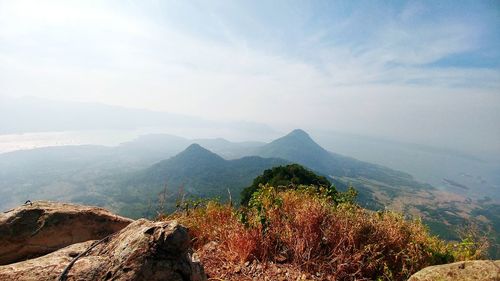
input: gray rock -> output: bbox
[0,201,132,265]
[0,219,207,281]
[408,260,500,281]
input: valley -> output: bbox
[0,129,498,258]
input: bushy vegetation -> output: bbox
[113,145,288,218]
[164,185,486,280]
[240,164,333,206]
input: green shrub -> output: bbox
[166,186,487,280]
[240,164,333,206]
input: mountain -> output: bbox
[0,97,278,139]
[109,129,435,217]
[117,134,191,162]
[117,134,265,160]
[0,97,208,134]
[193,138,264,159]
[107,144,287,218]
[140,144,228,185]
[257,129,330,169]
[1,129,498,254]
[256,130,500,252]
[258,129,414,181]
[312,130,500,202]
[0,134,270,211]
[256,129,432,208]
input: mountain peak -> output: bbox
[258,129,328,161]
[180,143,220,157]
[176,143,225,160]
[256,129,334,175]
[286,129,310,139]
[280,129,318,145]
[185,143,205,151]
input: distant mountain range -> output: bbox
[0,129,498,253]
[254,129,434,208]
[258,129,413,182]
[0,97,278,139]
[102,129,439,218]
[108,144,287,217]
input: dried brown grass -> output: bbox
[164,187,484,280]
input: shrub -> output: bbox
[165,186,486,280]
[240,164,333,206]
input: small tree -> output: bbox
[240,164,335,206]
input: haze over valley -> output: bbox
[1,0,499,273]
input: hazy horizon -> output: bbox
[2,1,500,264]
[1,1,499,156]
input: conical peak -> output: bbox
[266,128,326,154]
[181,143,214,155]
[174,143,225,163]
[287,129,310,138]
[185,143,204,151]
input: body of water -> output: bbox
[0,130,147,154]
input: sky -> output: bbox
[0,0,499,155]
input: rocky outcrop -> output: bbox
[408,260,500,281]
[0,219,207,281]
[0,201,132,265]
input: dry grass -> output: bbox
[163,186,486,280]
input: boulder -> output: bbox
[408,260,500,281]
[0,201,132,265]
[0,219,207,281]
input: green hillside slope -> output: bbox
[108,144,288,217]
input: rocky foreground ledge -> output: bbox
[0,201,206,281]
[0,201,133,265]
[408,260,500,281]
[0,201,498,281]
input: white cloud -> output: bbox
[0,0,498,154]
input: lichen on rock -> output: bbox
[408,260,500,281]
[0,218,207,281]
[0,201,132,265]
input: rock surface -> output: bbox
[408,260,500,281]
[0,201,132,265]
[0,219,207,281]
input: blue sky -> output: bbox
[0,0,499,154]
[152,1,500,68]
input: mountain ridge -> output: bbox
[110,144,288,217]
[1,129,498,252]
